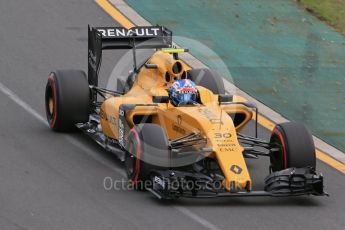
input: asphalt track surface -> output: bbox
[0,1,345,230]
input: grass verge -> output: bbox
[297,0,345,34]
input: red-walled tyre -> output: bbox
[269,122,316,172]
[125,124,170,189]
[45,70,90,132]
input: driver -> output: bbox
[169,79,198,106]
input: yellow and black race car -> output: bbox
[45,26,325,199]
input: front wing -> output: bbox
[147,167,327,199]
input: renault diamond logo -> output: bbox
[230,165,242,174]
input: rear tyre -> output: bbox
[269,122,316,172]
[125,124,170,189]
[187,68,225,94]
[45,70,90,132]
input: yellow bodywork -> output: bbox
[100,51,254,191]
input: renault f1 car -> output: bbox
[45,25,326,199]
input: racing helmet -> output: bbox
[170,79,198,106]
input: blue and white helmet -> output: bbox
[170,79,198,106]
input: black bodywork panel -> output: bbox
[147,167,326,199]
[87,25,172,88]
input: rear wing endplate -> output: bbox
[88,25,172,87]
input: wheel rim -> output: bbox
[270,128,287,171]
[271,138,284,169]
[45,74,57,128]
[48,97,54,115]
[45,84,56,126]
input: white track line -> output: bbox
[65,135,126,177]
[0,81,126,177]
[0,82,47,124]
[0,80,221,230]
[173,205,222,230]
[0,81,221,229]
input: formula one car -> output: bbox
[45,25,326,199]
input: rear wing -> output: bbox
[88,25,172,87]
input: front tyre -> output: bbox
[125,124,170,189]
[269,122,316,172]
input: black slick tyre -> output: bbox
[45,70,90,132]
[125,124,170,189]
[269,122,316,172]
